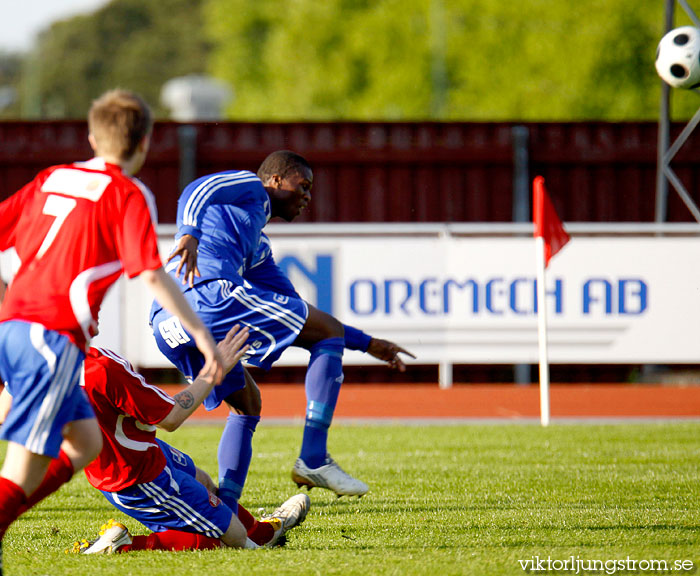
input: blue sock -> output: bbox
[217,413,259,511]
[299,337,344,469]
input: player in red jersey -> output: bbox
[70,324,309,552]
[0,326,309,552]
[0,90,223,573]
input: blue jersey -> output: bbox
[150,171,309,401]
[169,170,272,285]
[245,233,300,299]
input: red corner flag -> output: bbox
[533,176,570,267]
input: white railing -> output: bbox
[160,222,700,238]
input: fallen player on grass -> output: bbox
[0,325,310,552]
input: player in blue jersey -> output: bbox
[150,150,413,508]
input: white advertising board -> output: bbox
[106,226,700,369]
[269,235,700,365]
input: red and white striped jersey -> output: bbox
[0,158,162,350]
[82,347,175,492]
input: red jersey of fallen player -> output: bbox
[82,347,175,492]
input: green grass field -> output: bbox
[4,422,700,576]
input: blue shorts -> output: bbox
[101,439,233,538]
[0,321,92,458]
[151,279,308,410]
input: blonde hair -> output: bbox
[88,89,153,161]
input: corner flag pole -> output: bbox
[533,176,570,427]
[534,232,551,426]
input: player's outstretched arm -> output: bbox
[139,267,223,385]
[167,234,199,288]
[343,323,416,372]
[158,324,250,431]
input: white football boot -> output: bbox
[292,456,369,497]
[260,493,311,547]
[70,519,133,554]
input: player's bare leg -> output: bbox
[16,418,103,515]
[219,511,256,548]
[60,418,103,471]
[0,444,51,497]
[227,368,262,416]
[0,391,102,515]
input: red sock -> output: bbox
[0,477,27,540]
[248,520,275,546]
[237,504,255,530]
[237,504,274,545]
[126,530,221,551]
[19,450,74,514]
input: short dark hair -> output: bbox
[257,150,311,183]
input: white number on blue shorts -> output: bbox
[158,317,191,348]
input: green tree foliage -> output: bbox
[5,0,700,120]
[0,52,23,118]
[20,0,210,118]
[204,0,699,120]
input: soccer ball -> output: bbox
[655,26,700,89]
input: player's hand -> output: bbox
[167,234,200,288]
[194,331,224,386]
[367,338,416,372]
[217,324,251,374]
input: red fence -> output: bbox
[2,120,698,383]
[2,120,699,224]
